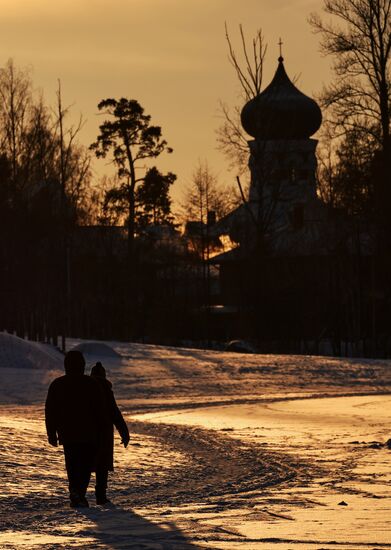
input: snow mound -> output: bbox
[225,340,257,353]
[0,332,63,370]
[71,341,120,358]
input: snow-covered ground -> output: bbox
[1,334,391,549]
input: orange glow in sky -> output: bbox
[0,0,331,203]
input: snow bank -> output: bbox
[0,332,63,370]
[71,341,120,358]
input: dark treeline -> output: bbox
[0,60,216,348]
[1,0,391,358]
[308,0,391,356]
[0,60,92,347]
[214,1,391,357]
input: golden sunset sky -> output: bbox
[0,0,332,203]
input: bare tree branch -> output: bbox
[217,25,267,174]
[309,0,391,150]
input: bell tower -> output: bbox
[241,56,322,234]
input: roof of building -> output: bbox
[209,197,373,262]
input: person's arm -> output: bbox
[45,382,58,447]
[108,389,130,447]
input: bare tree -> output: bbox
[0,59,32,184]
[0,60,94,348]
[85,174,124,226]
[216,102,250,175]
[179,160,240,258]
[317,121,374,214]
[310,2,391,352]
[180,160,239,224]
[309,0,391,151]
[225,22,266,101]
[56,82,91,223]
[216,24,267,174]
[0,61,91,213]
[316,122,339,208]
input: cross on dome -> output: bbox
[278,37,284,61]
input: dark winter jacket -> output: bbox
[92,376,129,471]
[45,374,104,446]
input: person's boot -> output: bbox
[95,489,111,505]
[70,490,89,508]
[95,471,111,504]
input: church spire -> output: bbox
[278,37,284,62]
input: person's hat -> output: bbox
[91,361,106,378]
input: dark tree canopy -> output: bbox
[318,126,374,216]
[136,167,176,228]
[90,98,172,176]
[90,98,173,254]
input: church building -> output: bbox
[210,55,355,350]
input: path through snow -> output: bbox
[1,335,391,548]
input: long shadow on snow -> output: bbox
[80,504,201,549]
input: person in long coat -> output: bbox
[90,362,130,504]
[45,350,104,508]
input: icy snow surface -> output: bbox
[1,337,391,548]
[0,332,63,371]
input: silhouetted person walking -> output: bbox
[45,350,104,508]
[90,362,130,504]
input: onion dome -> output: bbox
[241,57,322,140]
